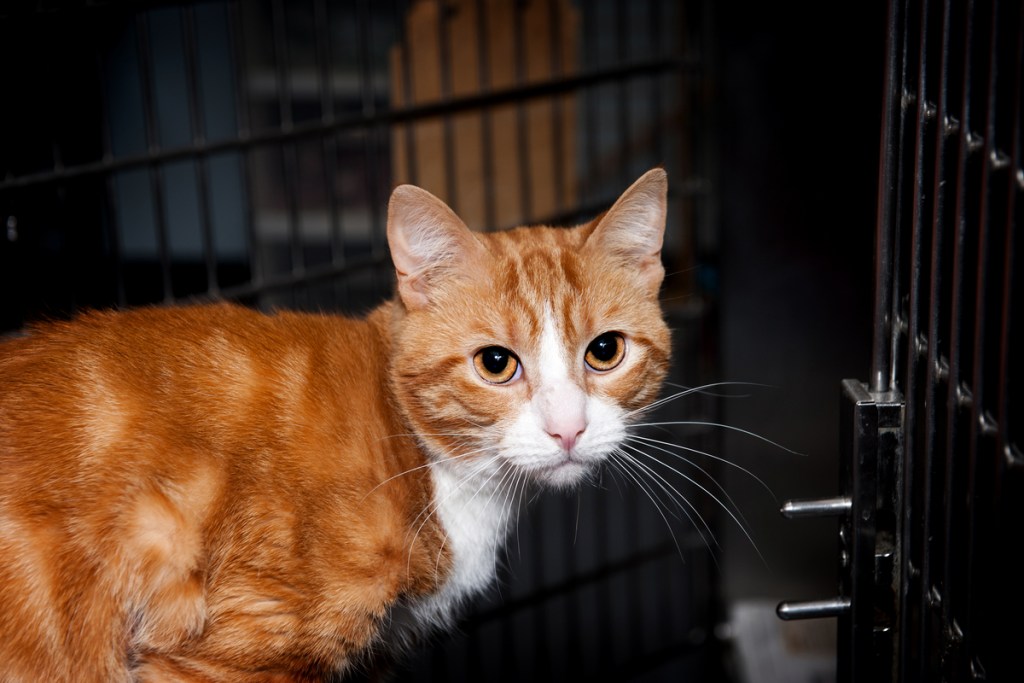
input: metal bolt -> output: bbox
[966,132,984,153]
[955,382,974,408]
[977,411,997,436]
[990,150,1010,170]
[914,332,928,357]
[943,115,960,136]
[780,496,852,519]
[776,597,851,620]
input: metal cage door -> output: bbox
[778,1,1023,681]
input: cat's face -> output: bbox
[387,170,670,489]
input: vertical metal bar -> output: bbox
[690,0,711,294]
[270,0,304,291]
[872,0,906,394]
[313,0,336,130]
[964,0,1001,658]
[135,12,174,302]
[924,0,959,661]
[583,4,599,206]
[395,0,418,187]
[355,0,385,290]
[513,0,532,221]
[990,5,1023,674]
[616,0,630,186]
[474,0,496,230]
[181,5,219,297]
[313,0,343,283]
[876,0,918,679]
[940,2,980,677]
[894,0,918,394]
[905,1,936,676]
[227,0,261,295]
[996,0,1023,450]
[547,0,565,215]
[650,0,665,162]
[437,0,458,214]
[270,0,294,136]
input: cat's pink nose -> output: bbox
[546,418,586,452]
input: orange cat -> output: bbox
[0,169,670,682]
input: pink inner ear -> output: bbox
[584,169,668,285]
[396,273,431,310]
[386,184,485,309]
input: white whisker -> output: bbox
[492,467,527,579]
[606,450,695,562]
[660,380,776,398]
[626,381,774,417]
[634,420,804,456]
[626,434,778,504]
[613,447,716,543]
[623,435,761,540]
[621,443,768,567]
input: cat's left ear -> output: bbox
[583,167,668,294]
[387,184,487,309]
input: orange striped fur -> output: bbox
[0,169,670,681]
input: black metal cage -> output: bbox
[780,1,1023,681]
[0,1,728,681]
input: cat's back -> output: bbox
[0,302,437,681]
[1,301,364,392]
[0,302,402,512]
[1,302,296,402]
[1,302,379,449]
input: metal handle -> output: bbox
[777,597,851,620]
[780,496,852,519]
[777,495,854,622]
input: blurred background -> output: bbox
[0,1,890,681]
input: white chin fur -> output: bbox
[500,395,626,489]
[532,458,592,490]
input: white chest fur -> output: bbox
[411,460,515,626]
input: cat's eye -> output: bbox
[585,332,626,372]
[473,346,520,384]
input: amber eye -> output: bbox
[585,332,626,372]
[473,346,520,384]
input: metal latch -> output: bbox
[776,496,853,620]
[777,380,904,683]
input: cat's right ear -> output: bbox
[387,185,487,309]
